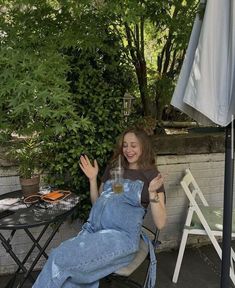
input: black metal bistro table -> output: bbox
[0,190,80,288]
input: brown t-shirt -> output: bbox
[101,166,165,208]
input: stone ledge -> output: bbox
[0,133,226,167]
[152,132,225,155]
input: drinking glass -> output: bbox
[111,168,124,193]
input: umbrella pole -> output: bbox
[221,119,234,287]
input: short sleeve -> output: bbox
[141,169,166,207]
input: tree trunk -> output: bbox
[124,21,155,117]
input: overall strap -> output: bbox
[141,231,157,288]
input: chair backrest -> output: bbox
[181,168,224,235]
[181,168,209,207]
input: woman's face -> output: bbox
[122,132,142,169]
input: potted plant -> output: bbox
[8,136,42,198]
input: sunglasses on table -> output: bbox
[23,190,71,205]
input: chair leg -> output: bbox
[172,229,189,283]
[213,245,235,286]
[229,268,235,286]
[205,232,235,286]
[230,248,235,285]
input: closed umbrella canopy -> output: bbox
[171,0,235,127]
[171,1,235,287]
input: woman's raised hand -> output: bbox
[79,154,99,181]
[148,173,165,194]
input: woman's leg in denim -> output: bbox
[33,229,138,288]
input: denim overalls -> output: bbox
[33,179,156,288]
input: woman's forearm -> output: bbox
[79,155,100,204]
[149,192,167,230]
[148,174,166,229]
[89,178,99,204]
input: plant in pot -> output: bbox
[8,137,42,198]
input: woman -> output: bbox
[33,128,166,288]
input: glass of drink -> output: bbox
[111,167,124,193]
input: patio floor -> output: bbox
[0,242,234,288]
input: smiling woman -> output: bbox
[112,128,157,169]
[122,132,142,169]
[33,127,166,288]
[102,128,166,213]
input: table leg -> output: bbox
[0,231,35,287]
[18,217,65,288]
[24,226,49,259]
[13,225,50,278]
[0,219,63,288]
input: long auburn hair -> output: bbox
[110,127,156,170]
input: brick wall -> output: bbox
[156,153,227,250]
[0,166,21,193]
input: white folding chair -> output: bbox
[172,168,235,285]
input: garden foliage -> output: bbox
[0,0,198,218]
[0,1,131,218]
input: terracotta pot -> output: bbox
[20,175,40,198]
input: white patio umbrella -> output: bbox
[171,0,235,287]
